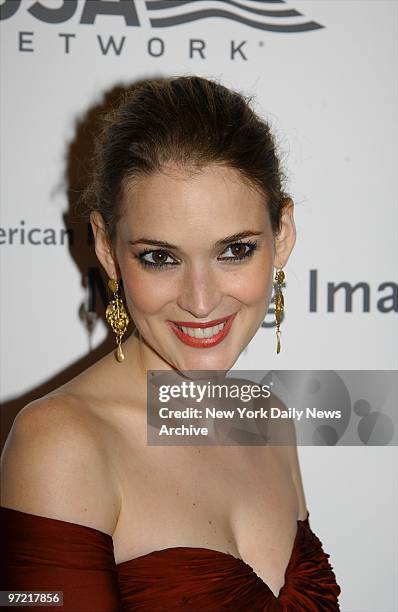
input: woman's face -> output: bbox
[99,165,295,372]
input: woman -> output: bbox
[1,76,341,610]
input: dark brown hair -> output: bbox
[87,75,291,241]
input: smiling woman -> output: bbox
[1,76,341,610]
[92,162,287,370]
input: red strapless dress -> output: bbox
[0,506,341,611]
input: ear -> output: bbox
[90,211,119,279]
[273,199,296,269]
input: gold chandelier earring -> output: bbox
[106,278,130,362]
[274,269,285,354]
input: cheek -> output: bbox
[230,258,274,307]
[122,268,175,316]
[239,272,272,305]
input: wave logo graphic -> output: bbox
[145,0,324,33]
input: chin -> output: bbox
[173,351,239,374]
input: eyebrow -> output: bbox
[128,231,264,250]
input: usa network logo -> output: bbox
[2,0,324,60]
[1,0,324,32]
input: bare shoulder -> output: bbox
[1,393,121,535]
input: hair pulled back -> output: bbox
[87,76,291,241]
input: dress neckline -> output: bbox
[116,512,310,600]
[0,505,309,599]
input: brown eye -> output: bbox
[219,241,257,263]
[139,249,177,268]
[230,243,247,258]
[152,250,169,263]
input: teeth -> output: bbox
[176,321,226,339]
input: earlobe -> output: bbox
[274,199,296,269]
[90,211,118,279]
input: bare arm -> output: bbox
[1,397,122,610]
[1,395,121,534]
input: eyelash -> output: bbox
[135,241,258,270]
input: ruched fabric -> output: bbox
[0,506,340,611]
[0,506,120,611]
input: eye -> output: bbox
[219,241,257,262]
[137,249,178,268]
[136,240,257,270]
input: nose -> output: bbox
[176,263,222,319]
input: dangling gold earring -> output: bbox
[274,269,285,354]
[106,278,129,362]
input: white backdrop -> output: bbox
[1,1,397,610]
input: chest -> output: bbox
[112,440,298,592]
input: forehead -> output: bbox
[120,165,269,237]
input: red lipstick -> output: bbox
[170,314,232,328]
[168,313,236,348]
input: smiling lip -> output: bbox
[170,315,232,328]
[168,313,237,348]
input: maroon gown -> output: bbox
[0,506,341,611]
